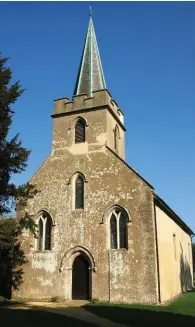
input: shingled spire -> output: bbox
[73,8,106,97]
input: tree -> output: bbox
[0,54,37,298]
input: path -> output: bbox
[7,301,131,327]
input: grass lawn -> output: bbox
[84,290,195,326]
[0,307,97,327]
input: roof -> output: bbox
[73,11,106,97]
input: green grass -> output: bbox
[83,291,195,326]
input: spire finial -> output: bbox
[89,6,92,18]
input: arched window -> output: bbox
[75,119,85,143]
[114,125,120,153]
[110,214,117,249]
[119,214,128,249]
[38,219,43,251]
[75,175,84,209]
[37,212,52,251]
[45,217,52,250]
[109,209,128,250]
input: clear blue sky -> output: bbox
[1,1,195,232]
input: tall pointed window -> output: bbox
[45,218,52,250]
[75,119,85,143]
[37,212,52,251]
[114,125,120,153]
[75,175,84,209]
[119,214,128,249]
[38,219,43,251]
[109,209,128,250]
[110,214,117,249]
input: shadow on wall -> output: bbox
[180,242,192,293]
[0,219,27,299]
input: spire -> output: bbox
[73,9,106,97]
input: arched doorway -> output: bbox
[72,255,90,300]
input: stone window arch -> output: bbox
[113,124,120,153]
[109,207,129,250]
[37,211,52,251]
[75,118,86,143]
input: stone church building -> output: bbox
[16,13,194,304]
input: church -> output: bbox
[16,13,194,304]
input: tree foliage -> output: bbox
[0,55,33,215]
[0,54,37,298]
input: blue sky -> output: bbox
[1,1,195,232]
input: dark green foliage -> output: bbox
[0,216,37,299]
[0,54,37,298]
[0,54,32,215]
[0,218,19,298]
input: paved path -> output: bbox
[8,301,130,327]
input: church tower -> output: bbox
[52,11,125,160]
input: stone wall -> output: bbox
[155,205,193,302]
[14,90,158,303]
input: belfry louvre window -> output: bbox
[75,119,85,143]
[37,212,52,251]
[109,209,128,250]
[75,175,84,209]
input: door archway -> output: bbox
[72,255,90,300]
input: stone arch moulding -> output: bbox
[68,116,89,131]
[35,209,56,226]
[59,246,96,273]
[67,171,88,185]
[101,204,131,224]
[113,124,121,139]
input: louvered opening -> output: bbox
[75,119,85,143]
